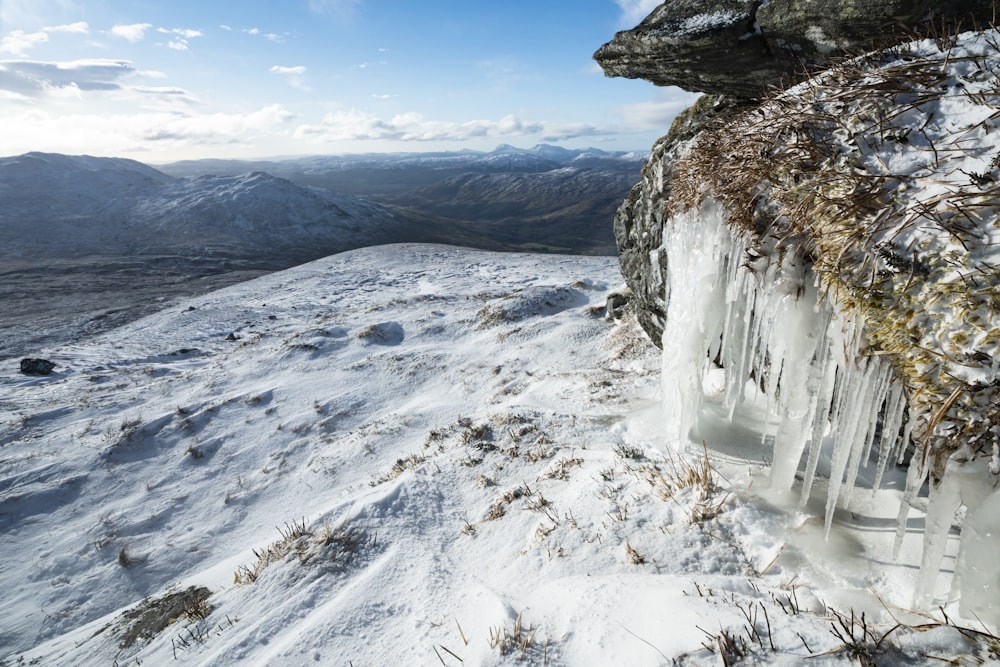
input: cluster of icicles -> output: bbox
[659,199,999,624]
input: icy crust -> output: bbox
[664,29,1000,617]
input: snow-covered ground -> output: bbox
[2,244,993,665]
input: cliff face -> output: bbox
[600,1,1000,619]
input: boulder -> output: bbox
[20,358,56,375]
[595,0,995,98]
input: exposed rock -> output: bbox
[595,0,996,98]
[20,358,56,375]
[614,94,749,344]
[604,292,631,321]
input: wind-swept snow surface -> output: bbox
[1,245,993,665]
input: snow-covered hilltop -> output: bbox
[0,146,639,358]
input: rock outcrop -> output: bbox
[602,16,1000,616]
[595,0,996,98]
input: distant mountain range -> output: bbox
[2,145,644,264]
[156,143,645,255]
[0,145,643,356]
[156,143,644,198]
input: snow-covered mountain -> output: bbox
[0,148,633,358]
[1,244,988,665]
[0,152,419,263]
[158,145,642,255]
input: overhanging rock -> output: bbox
[595,0,997,98]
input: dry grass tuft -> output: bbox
[489,611,547,661]
[369,452,427,486]
[117,586,213,650]
[233,519,363,585]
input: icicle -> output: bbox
[957,489,1000,629]
[894,451,927,561]
[872,382,907,494]
[799,340,838,506]
[660,200,732,448]
[658,199,911,542]
[914,449,1000,610]
[825,357,878,535]
[768,280,826,491]
[722,257,755,419]
[841,362,894,511]
[914,453,967,608]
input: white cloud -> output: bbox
[132,85,200,107]
[614,0,662,25]
[612,91,700,128]
[0,30,49,56]
[0,22,90,57]
[220,24,233,31]
[270,65,309,91]
[43,22,89,34]
[158,27,202,51]
[159,27,203,39]
[371,93,395,100]
[294,110,600,143]
[0,58,135,97]
[0,104,295,157]
[111,23,152,43]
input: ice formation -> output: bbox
[656,200,990,611]
[661,199,908,525]
[656,30,1000,621]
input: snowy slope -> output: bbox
[1,244,990,666]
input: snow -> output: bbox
[2,243,994,665]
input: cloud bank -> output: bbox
[294,110,600,143]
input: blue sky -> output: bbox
[0,0,696,161]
